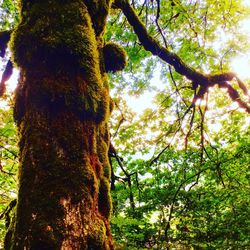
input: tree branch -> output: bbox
[113,0,250,113]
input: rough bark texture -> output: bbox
[4,0,119,249]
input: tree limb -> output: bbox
[113,0,250,113]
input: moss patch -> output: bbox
[98,177,112,220]
[9,0,119,249]
[84,0,113,36]
[103,43,127,73]
[11,1,99,76]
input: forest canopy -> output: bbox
[0,0,250,249]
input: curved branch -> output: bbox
[113,0,205,81]
[113,0,250,113]
[109,143,136,210]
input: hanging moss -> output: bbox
[103,43,127,73]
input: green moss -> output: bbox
[109,98,115,113]
[97,140,110,179]
[4,207,16,250]
[10,0,117,248]
[88,218,107,249]
[103,43,127,73]
[11,2,99,76]
[96,122,111,179]
[98,177,112,220]
[13,72,26,125]
[13,70,110,125]
[84,0,113,36]
[11,1,115,124]
[12,109,102,248]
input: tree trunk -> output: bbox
[5,0,115,249]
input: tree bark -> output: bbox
[5,0,114,249]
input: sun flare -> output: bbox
[229,6,250,80]
[6,69,19,93]
[231,54,250,80]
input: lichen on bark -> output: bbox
[5,0,119,249]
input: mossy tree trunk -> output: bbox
[5,0,116,249]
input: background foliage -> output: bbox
[0,0,249,249]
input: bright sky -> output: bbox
[0,60,19,109]
[230,0,250,79]
[122,68,162,115]
[231,54,250,80]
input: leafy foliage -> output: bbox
[0,101,17,246]
[110,109,249,249]
[0,0,250,249]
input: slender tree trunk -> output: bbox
[5,1,115,249]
